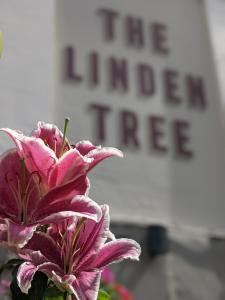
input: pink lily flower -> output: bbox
[1,121,123,193]
[16,205,141,300]
[0,150,101,248]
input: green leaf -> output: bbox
[44,287,64,300]
[10,267,48,300]
[97,289,111,300]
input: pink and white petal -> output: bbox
[0,150,22,216]
[73,252,96,275]
[86,147,123,172]
[32,122,65,156]
[36,195,102,224]
[38,262,64,279]
[1,128,57,183]
[91,238,141,269]
[6,220,37,248]
[76,205,111,271]
[17,262,39,294]
[19,137,56,183]
[30,175,90,222]
[75,141,97,156]
[25,232,62,266]
[51,272,80,298]
[17,261,63,294]
[35,175,90,213]
[32,121,62,139]
[0,128,24,152]
[48,149,91,187]
[71,271,101,300]
[17,249,46,265]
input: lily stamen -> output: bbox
[5,174,22,208]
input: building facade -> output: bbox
[0,1,225,299]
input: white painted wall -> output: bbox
[0,2,225,300]
[0,0,55,151]
[55,0,225,231]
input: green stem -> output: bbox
[19,158,26,222]
[59,117,70,157]
[63,291,73,300]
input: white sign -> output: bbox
[56,0,225,230]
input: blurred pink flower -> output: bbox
[0,279,10,300]
[16,205,141,300]
[0,279,10,292]
[101,267,115,284]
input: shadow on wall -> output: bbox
[111,223,170,300]
[170,236,225,300]
[111,223,225,300]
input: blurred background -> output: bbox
[0,0,225,299]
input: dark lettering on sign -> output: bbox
[151,23,170,55]
[87,105,194,159]
[137,63,155,97]
[173,120,193,159]
[163,69,181,105]
[65,47,83,82]
[186,75,207,110]
[125,15,145,48]
[120,110,140,149]
[97,8,170,56]
[148,115,168,153]
[62,7,212,160]
[88,103,111,142]
[97,8,119,42]
[108,57,129,92]
[89,52,99,86]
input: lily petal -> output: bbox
[75,141,98,156]
[48,149,91,187]
[75,141,123,172]
[91,238,141,269]
[75,205,111,271]
[71,271,101,300]
[51,272,80,299]
[32,121,65,157]
[17,262,38,294]
[34,175,90,212]
[17,261,63,294]
[6,219,37,248]
[86,147,123,172]
[36,195,102,223]
[0,150,21,218]
[1,128,56,184]
[25,232,62,266]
